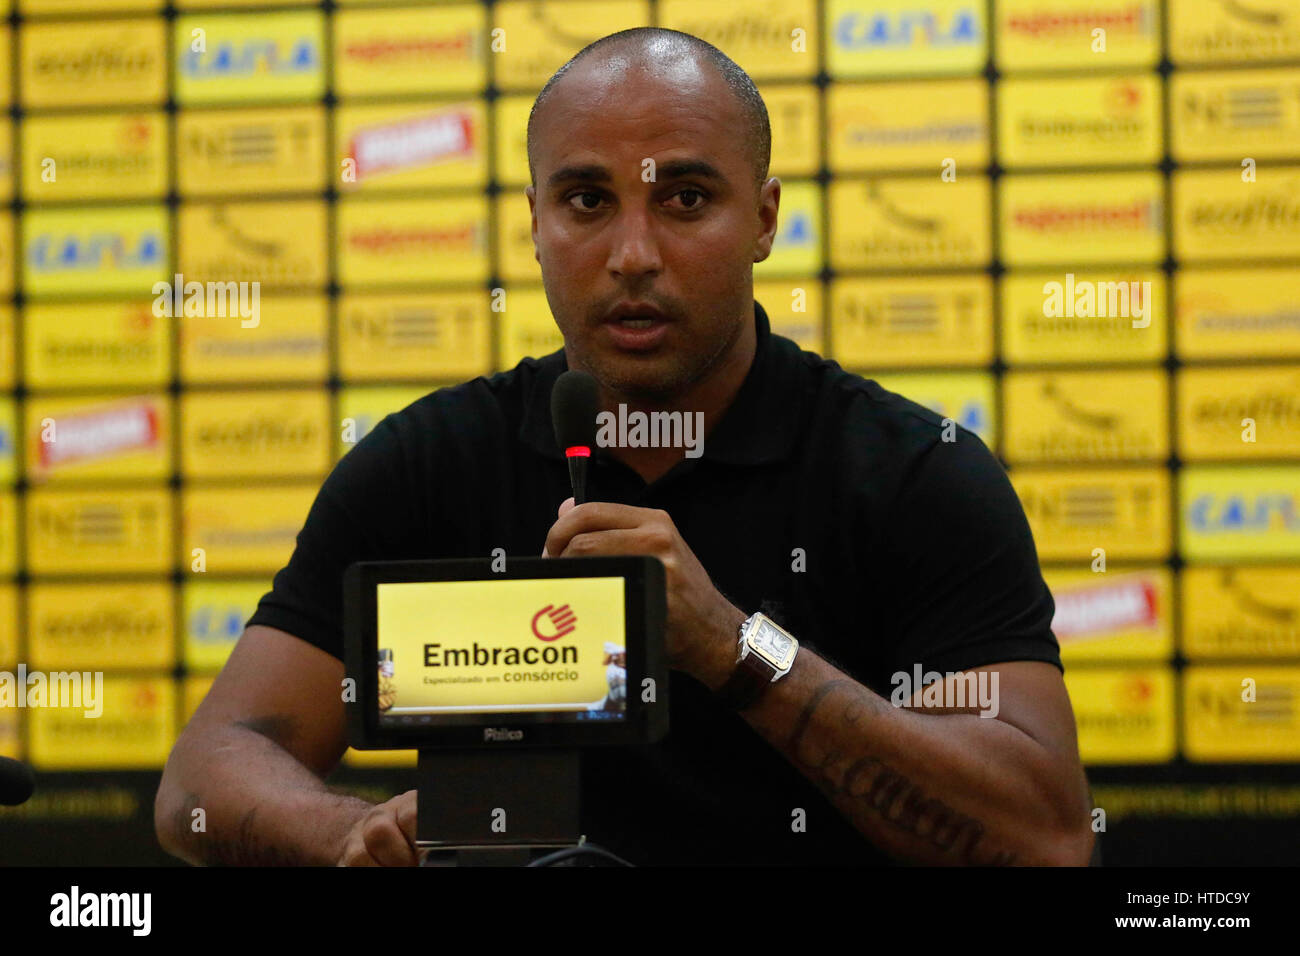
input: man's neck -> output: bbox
[598,310,758,486]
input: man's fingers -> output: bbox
[362,811,418,866]
[542,502,653,557]
[551,528,653,558]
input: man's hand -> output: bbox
[542,497,744,683]
[336,790,419,866]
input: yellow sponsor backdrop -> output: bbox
[0,0,1294,778]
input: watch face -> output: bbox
[751,619,797,669]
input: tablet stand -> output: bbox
[415,748,582,866]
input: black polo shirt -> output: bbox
[247,299,1061,865]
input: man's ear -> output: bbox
[526,185,540,263]
[753,177,781,263]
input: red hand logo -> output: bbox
[531,603,577,641]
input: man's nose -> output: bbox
[606,207,663,279]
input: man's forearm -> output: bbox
[156,722,371,866]
[691,609,1091,865]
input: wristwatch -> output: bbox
[717,612,799,710]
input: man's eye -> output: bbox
[567,192,604,211]
[673,189,707,210]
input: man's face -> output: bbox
[526,57,780,401]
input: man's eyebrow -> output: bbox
[545,159,727,190]
[546,164,611,189]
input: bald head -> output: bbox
[526,28,771,190]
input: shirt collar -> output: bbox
[519,299,803,466]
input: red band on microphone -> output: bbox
[565,446,591,458]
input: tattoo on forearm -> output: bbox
[206,806,306,867]
[788,680,1016,865]
[171,791,306,866]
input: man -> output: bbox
[155,28,1095,866]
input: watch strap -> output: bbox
[718,645,776,710]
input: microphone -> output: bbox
[0,756,35,807]
[551,369,600,505]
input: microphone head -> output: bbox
[0,756,35,807]
[551,369,600,453]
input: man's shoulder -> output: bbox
[377,351,559,448]
[776,335,965,458]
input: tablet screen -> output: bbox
[375,576,628,726]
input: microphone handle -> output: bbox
[567,456,588,505]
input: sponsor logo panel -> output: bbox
[831,274,992,367]
[493,0,651,91]
[337,196,489,286]
[179,294,328,384]
[1064,667,1176,763]
[0,585,13,669]
[1044,568,1173,662]
[1000,171,1164,265]
[1173,166,1300,262]
[26,487,172,574]
[20,18,167,108]
[1184,666,1300,761]
[1170,0,1300,65]
[830,177,991,269]
[1175,268,1300,360]
[174,10,326,105]
[827,77,989,172]
[1011,467,1171,561]
[179,390,330,479]
[338,290,491,381]
[995,0,1159,70]
[336,101,487,193]
[1182,566,1300,659]
[1181,466,1300,560]
[23,205,168,298]
[24,394,171,483]
[1177,365,1300,460]
[660,0,819,79]
[0,492,14,576]
[22,112,167,201]
[178,199,327,288]
[827,0,986,77]
[1001,270,1166,364]
[1173,68,1300,162]
[28,676,175,770]
[998,74,1161,167]
[177,105,326,196]
[28,582,173,670]
[24,301,168,389]
[333,4,486,98]
[1003,368,1168,464]
[183,579,268,672]
[181,484,315,574]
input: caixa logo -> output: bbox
[28,232,163,272]
[834,8,981,48]
[1188,492,1300,533]
[181,38,320,78]
[189,606,247,645]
